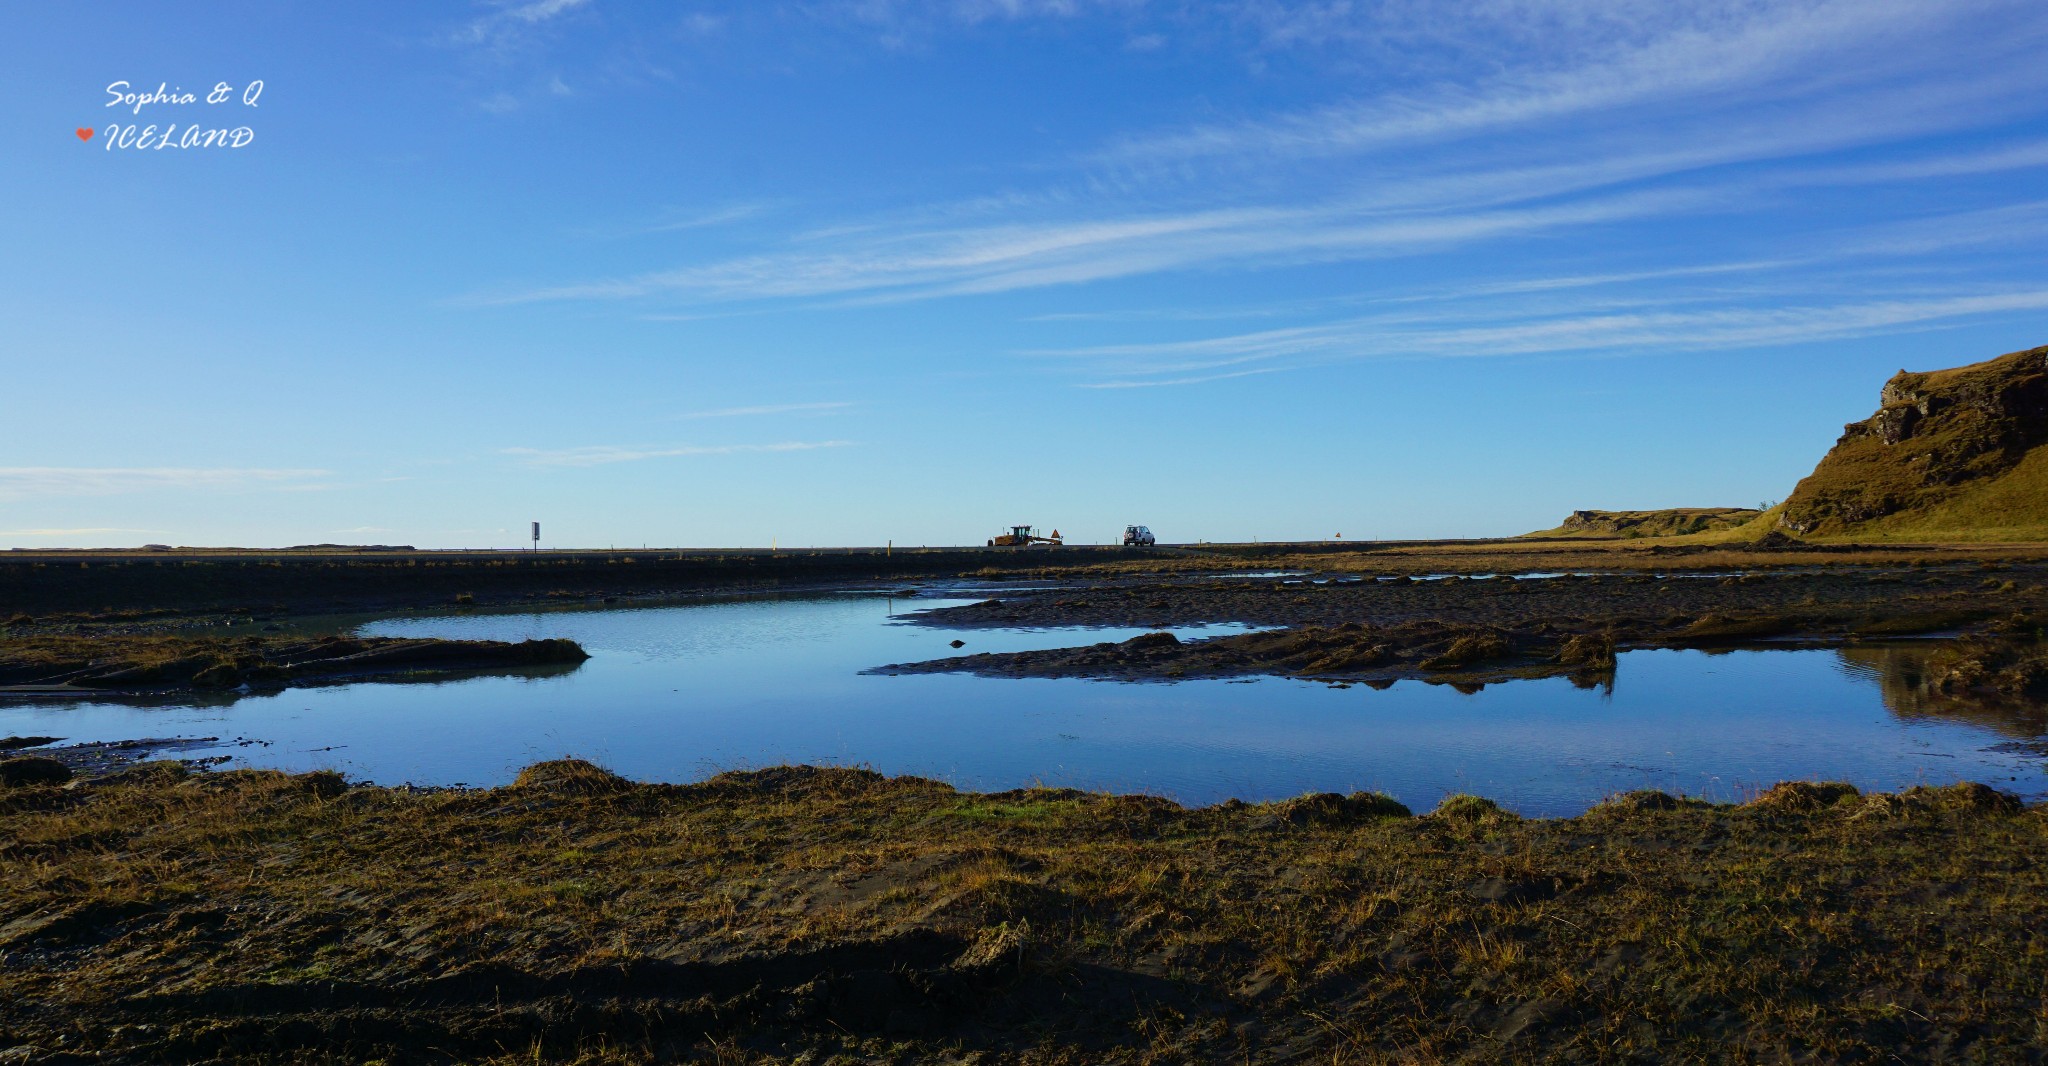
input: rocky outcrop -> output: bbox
[1778,345,2048,535]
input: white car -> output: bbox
[1123,525,1156,546]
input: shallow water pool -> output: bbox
[2,592,2042,816]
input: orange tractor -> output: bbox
[988,525,1063,547]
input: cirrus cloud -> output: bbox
[501,441,853,467]
[0,467,331,502]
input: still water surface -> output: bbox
[3,592,2043,816]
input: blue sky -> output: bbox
[4,0,2047,548]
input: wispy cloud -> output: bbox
[1078,367,1288,389]
[453,0,594,47]
[0,468,330,502]
[459,0,2048,383]
[574,203,776,240]
[640,203,768,232]
[1103,1,2037,169]
[467,27,2048,309]
[504,0,590,24]
[1034,287,2048,385]
[502,441,852,467]
[0,528,157,537]
[447,0,597,111]
[802,0,1136,45]
[1786,138,2048,186]
[471,187,1709,306]
[674,402,852,419]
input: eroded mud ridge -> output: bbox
[888,563,2048,683]
[879,622,1628,688]
[0,633,589,695]
[0,761,2042,1064]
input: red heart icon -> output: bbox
[76,127,94,142]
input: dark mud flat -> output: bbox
[912,563,2048,633]
[1,761,2044,1064]
[0,633,589,697]
[876,623,1624,689]
[886,563,2048,685]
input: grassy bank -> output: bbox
[3,761,2044,1063]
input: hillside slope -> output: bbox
[1523,507,1761,539]
[1780,345,2048,541]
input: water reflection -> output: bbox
[0,662,589,711]
[1837,643,2048,740]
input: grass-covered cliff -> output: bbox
[1779,344,2048,541]
[1540,344,2048,543]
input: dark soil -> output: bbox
[0,762,2042,1064]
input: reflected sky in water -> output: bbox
[3,593,2043,816]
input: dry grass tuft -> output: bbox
[1747,781,1862,811]
[510,758,633,795]
[1430,793,1519,823]
[1272,790,1412,826]
[1590,789,1684,814]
